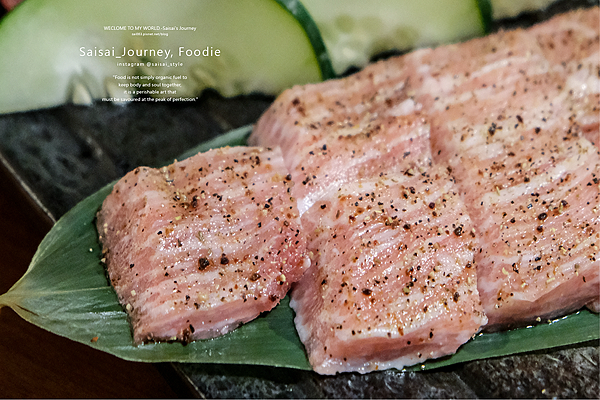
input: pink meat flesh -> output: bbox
[250,6,598,372]
[401,7,599,329]
[250,72,431,215]
[291,167,486,374]
[97,146,309,344]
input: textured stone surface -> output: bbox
[173,343,599,399]
[456,345,600,399]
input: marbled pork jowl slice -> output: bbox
[527,7,600,150]
[402,7,600,330]
[96,146,309,344]
[250,51,486,374]
[291,166,486,374]
[249,59,431,215]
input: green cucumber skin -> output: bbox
[0,0,324,114]
[275,0,336,81]
[477,0,495,33]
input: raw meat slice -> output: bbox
[96,146,309,344]
[291,166,486,374]
[429,121,599,330]
[529,7,600,149]
[402,7,600,329]
[249,61,431,215]
[251,65,487,373]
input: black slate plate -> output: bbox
[1,0,598,398]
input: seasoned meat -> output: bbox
[251,7,599,370]
[251,19,487,375]
[97,146,309,344]
[404,7,599,329]
[250,73,430,215]
[530,6,599,149]
[291,167,486,374]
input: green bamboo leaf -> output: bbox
[1,125,598,372]
[413,309,600,371]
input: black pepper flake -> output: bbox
[535,127,541,133]
[218,254,229,265]
[130,263,135,269]
[250,272,261,281]
[538,212,548,221]
[454,226,463,236]
[198,257,210,270]
[362,288,372,296]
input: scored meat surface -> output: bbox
[530,6,600,149]
[400,6,599,329]
[250,72,430,215]
[250,19,487,374]
[97,146,309,344]
[292,167,486,374]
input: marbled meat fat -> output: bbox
[97,146,309,344]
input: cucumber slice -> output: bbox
[0,0,329,114]
[300,0,486,75]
